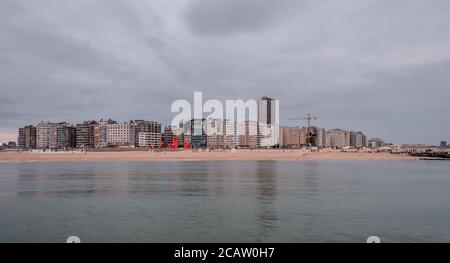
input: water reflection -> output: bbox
[254,161,278,241]
[14,161,278,241]
[302,161,320,199]
[16,162,129,198]
[297,161,321,241]
[2,160,450,242]
[175,162,209,197]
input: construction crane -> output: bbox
[288,114,317,146]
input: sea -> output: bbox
[0,160,449,243]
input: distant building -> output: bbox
[369,138,386,148]
[350,132,367,149]
[162,126,174,145]
[345,131,351,147]
[18,125,37,149]
[138,132,162,148]
[223,119,237,148]
[204,118,252,149]
[280,126,298,148]
[75,122,89,149]
[98,119,115,148]
[76,121,100,148]
[326,129,350,148]
[106,122,134,147]
[7,141,17,148]
[190,119,207,149]
[37,121,59,149]
[258,96,279,148]
[238,121,258,148]
[441,141,448,148]
[171,126,186,147]
[56,123,76,149]
[91,122,101,148]
[258,97,275,126]
[307,126,318,146]
[206,118,225,149]
[131,120,161,147]
[316,128,326,148]
[279,126,317,149]
[259,124,280,148]
[279,126,305,149]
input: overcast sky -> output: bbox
[1,0,450,144]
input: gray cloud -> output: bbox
[1,0,450,144]
[184,0,304,36]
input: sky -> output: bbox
[1,0,450,145]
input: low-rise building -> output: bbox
[369,138,386,148]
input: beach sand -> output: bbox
[0,150,416,162]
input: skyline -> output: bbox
[1,96,447,146]
[5,114,442,148]
[12,117,371,150]
[1,0,450,144]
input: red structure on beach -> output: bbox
[159,136,190,149]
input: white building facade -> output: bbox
[138,132,162,148]
[107,123,135,147]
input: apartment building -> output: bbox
[238,121,258,148]
[162,126,174,145]
[18,125,37,149]
[259,124,280,148]
[316,128,327,148]
[138,132,162,148]
[37,121,59,149]
[258,96,279,148]
[56,123,76,149]
[131,120,161,147]
[350,132,367,149]
[325,129,354,148]
[223,119,237,149]
[107,122,134,147]
[76,121,100,148]
[206,118,225,149]
[190,119,207,149]
[280,126,299,148]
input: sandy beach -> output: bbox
[0,150,416,162]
